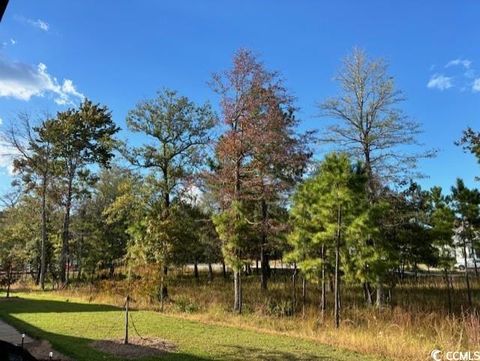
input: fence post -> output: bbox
[124,295,129,344]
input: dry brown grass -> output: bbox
[20,267,480,361]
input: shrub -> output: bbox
[174,296,199,313]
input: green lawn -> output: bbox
[0,293,380,361]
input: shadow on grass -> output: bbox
[0,311,213,361]
[0,297,368,361]
[0,297,119,314]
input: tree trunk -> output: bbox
[292,264,297,310]
[77,263,82,281]
[260,199,269,291]
[40,174,48,290]
[334,205,342,328]
[260,246,269,291]
[194,260,199,280]
[109,263,115,279]
[60,173,74,285]
[66,256,71,284]
[302,277,307,318]
[35,264,40,285]
[474,257,479,278]
[233,269,242,313]
[320,245,326,318]
[6,265,12,298]
[376,275,384,308]
[162,265,168,301]
[232,155,242,313]
[159,273,165,312]
[222,261,227,279]
[364,282,373,305]
[328,275,333,293]
[160,164,171,301]
[208,263,213,282]
[462,236,473,308]
[89,266,96,284]
[444,268,452,314]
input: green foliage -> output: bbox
[458,127,480,168]
[41,99,118,169]
[427,186,456,270]
[174,295,200,313]
[451,178,480,257]
[288,153,374,283]
[265,298,295,317]
[118,89,217,287]
[34,99,119,282]
[69,166,132,278]
[451,178,480,225]
[213,201,252,271]
[0,204,30,288]
[123,88,216,202]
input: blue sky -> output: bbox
[0,1,478,193]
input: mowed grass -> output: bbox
[0,293,381,361]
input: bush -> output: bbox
[174,296,199,313]
[265,298,294,317]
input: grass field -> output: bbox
[40,269,477,361]
[3,269,478,361]
[0,292,381,361]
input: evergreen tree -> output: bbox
[427,186,455,313]
[41,100,118,284]
[451,179,480,308]
[288,153,372,327]
[121,89,215,305]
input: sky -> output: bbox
[0,0,478,193]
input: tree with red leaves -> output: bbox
[209,49,312,312]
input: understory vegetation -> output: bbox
[8,267,479,361]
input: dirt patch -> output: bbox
[90,337,176,359]
[25,339,72,361]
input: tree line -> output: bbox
[0,48,479,326]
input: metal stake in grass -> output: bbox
[124,295,130,345]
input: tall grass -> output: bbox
[18,266,480,361]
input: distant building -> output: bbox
[452,226,479,269]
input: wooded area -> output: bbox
[1,48,479,359]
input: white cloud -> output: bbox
[427,74,453,91]
[472,78,480,93]
[0,55,84,104]
[54,79,86,105]
[27,18,49,32]
[445,58,472,69]
[0,141,19,175]
[0,117,3,125]
[2,38,17,49]
[60,79,84,100]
